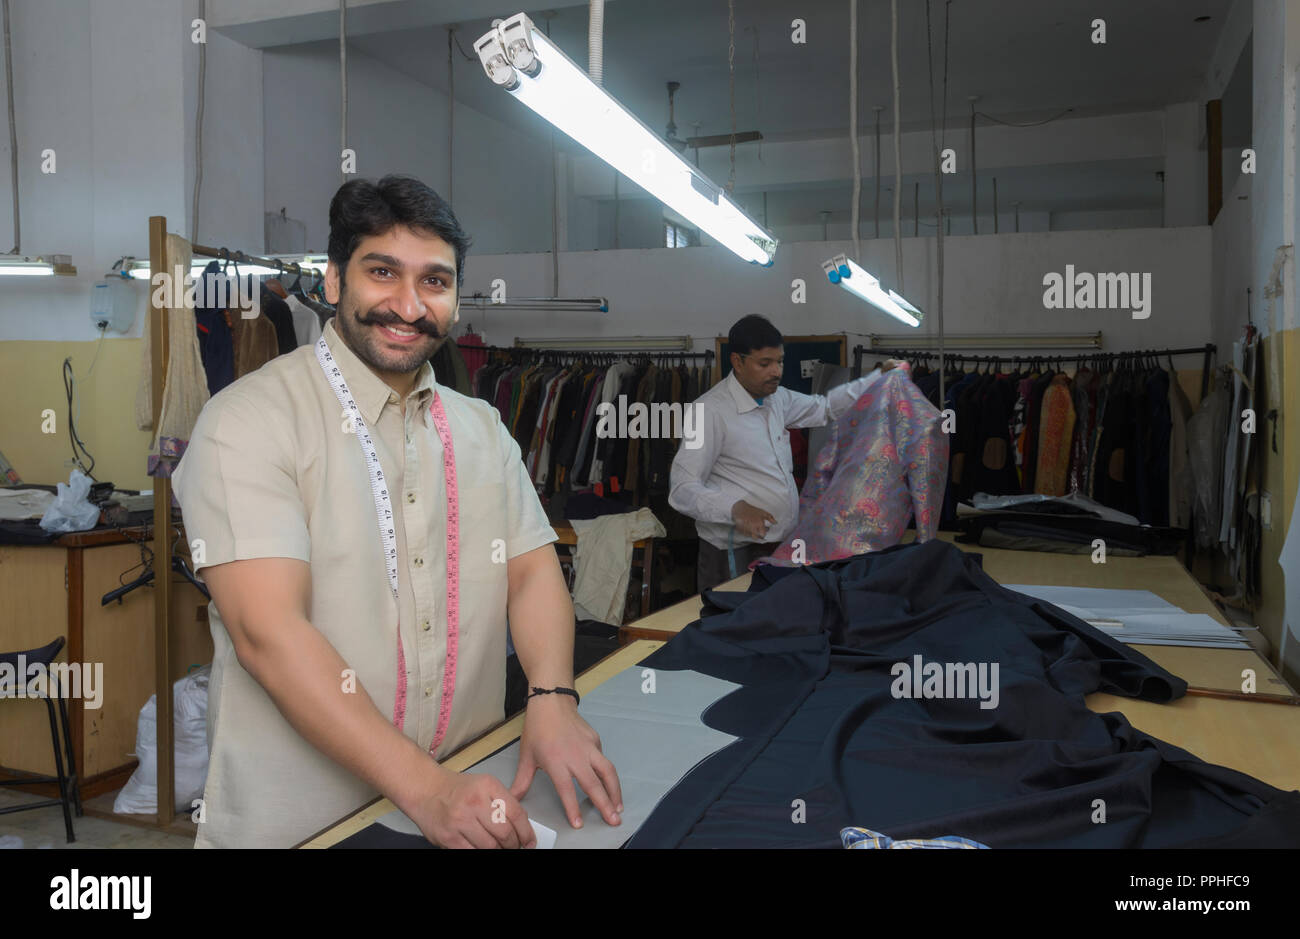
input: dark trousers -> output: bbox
[696,539,781,594]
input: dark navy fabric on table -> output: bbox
[628,540,1300,848]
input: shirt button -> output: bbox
[421,619,431,632]
[413,557,424,568]
[407,492,416,504]
[388,392,398,405]
[424,686,433,697]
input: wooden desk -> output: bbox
[625,534,1296,701]
[300,639,664,848]
[0,527,213,799]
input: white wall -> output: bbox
[0,0,262,343]
[262,41,555,257]
[456,227,1213,358]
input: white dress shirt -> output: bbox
[669,368,885,549]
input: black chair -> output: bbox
[0,636,83,842]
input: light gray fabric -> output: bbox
[376,666,740,848]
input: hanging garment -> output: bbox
[283,294,323,347]
[964,374,1021,498]
[261,289,298,356]
[1167,369,1195,528]
[1034,373,1076,496]
[761,368,946,567]
[190,261,236,396]
[229,306,280,378]
[1186,383,1231,549]
[569,507,666,625]
[456,333,488,384]
[627,540,1300,848]
[134,235,211,477]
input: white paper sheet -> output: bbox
[1004,584,1251,649]
[375,666,739,848]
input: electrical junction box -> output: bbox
[801,359,818,379]
[91,275,137,333]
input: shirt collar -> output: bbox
[322,319,437,426]
[726,370,762,414]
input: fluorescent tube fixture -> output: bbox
[475,13,777,266]
[823,255,923,328]
[464,293,609,313]
[0,255,75,276]
[116,257,318,279]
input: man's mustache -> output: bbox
[356,310,443,337]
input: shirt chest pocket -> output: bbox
[776,428,793,473]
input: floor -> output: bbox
[0,788,195,849]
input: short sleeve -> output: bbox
[496,413,558,560]
[173,391,311,571]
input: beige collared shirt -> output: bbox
[173,320,556,848]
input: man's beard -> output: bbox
[334,294,447,376]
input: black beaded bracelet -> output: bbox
[527,686,580,706]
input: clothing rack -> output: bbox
[460,340,714,365]
[852,342,1217,399]
[146,220,321,829]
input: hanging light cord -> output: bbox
[976,106,1074,127]
[340,0,348,182]
[891,0,902,293]
[448,27,454,201]
[925,0,952,404]
[192,0,206,242]
[849,0,860,258]
[3,0,19,253]
[727,0,737,193]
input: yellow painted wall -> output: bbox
[0,338,154,491]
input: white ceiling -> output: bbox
[226,0,1244,234]
[340,0,1235,146]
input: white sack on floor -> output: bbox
[114,666,210,815]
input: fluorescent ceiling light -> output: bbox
[823,255,923,328]
[464,293,609,313]
[117,257,320,279]
[476,13,777,266]
[0,258,54,276]
[0,255,76,276]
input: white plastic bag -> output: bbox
[113,667,211,816]
[38,469,101,533]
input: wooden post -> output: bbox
[1207,99,1223,225]
[148,215,175,826]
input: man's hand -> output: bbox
[732,499,777,540]
[882,358,906,371]
[510,694,623,830]
[404,766,537,849]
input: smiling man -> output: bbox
[174,175,621,848]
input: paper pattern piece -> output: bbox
[1004,585,1250,649]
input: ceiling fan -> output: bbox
[663,81,762,166]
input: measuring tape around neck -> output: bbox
[315,336,461,755]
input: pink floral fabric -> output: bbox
[761,366,948,566]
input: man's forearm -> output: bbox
[507,553,576,690]
[235,615,444,817]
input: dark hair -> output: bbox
[728,314,783,356]
[327,175,471,287]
